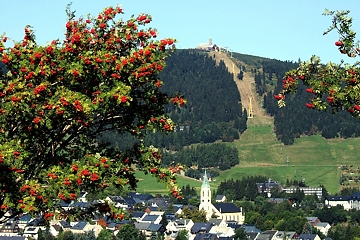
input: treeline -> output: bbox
[161,143,239,170]
[216,176,268,201]
[245,56,360,145]
[264,81,360,144]
[158,49,247,146]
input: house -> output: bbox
[23,226,41,239]
[238,224,261,234]
[273,231,299,239]
[28,217,46,227]
[131,211,146,222]
[229,224,261,240]
[144,208,164,217]
[146,223,166,237]
[306,217,321,226]
[298,233,321,240]
[17,214,32,229]
[314,222,331,236]
[123,196,137,208]
[59,200,74,211]
[208,218,226,227]
[146,205,161,212]
[166,218,194,236]
[106,196,130,209]
[194,233,219,240]
[199,171,245,223]
[0,219,20,234]
[49,224,63,238]
[58,220,72,230]
[215,195,226,203]
[69,221,91,234]
[256,230,278,240]
[70,221,102,237]
[325,192,360,210]
[128,192,154,203]
[149,197,170,210]
[246,232,260,240]
[191,222,213,234]
[141,214,162,224]
[134,222,151,236]
[209,223,234,238]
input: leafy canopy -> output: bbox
[0,4,184,222]
[275,9,360,116]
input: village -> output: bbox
[1,171,357,240]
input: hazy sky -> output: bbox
[1,1,360,64]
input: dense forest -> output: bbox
[99,50,247,169]
[236,56,360,145]
[150,49,247,148]
[161,143,239,170]
[216,176,268,201]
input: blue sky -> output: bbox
[1,1,360,64]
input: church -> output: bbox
[198,171,245,223]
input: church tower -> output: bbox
[201,170,211,204]
[199,170,213,219]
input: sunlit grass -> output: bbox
[137,116,360,196]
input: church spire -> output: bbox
[201,169,210,188]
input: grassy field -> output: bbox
[135,171,218,194]
[136,114,360,196]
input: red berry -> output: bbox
[306,103,315,109]
[150,168,157,173]
[274,94,284,100]
[335,41,343,46]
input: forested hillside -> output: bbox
[100,49,246,169]
[265,80,360,144]
[231,54,360,145]
[161,50,245,125]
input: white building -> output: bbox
[325,192,360,210]
[198,170,245,223]
[282,187,323,199]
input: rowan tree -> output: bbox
[0,4,185,222]
[275,9,360,116]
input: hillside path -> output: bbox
[210,52,272,124]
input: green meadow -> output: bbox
[137,115,360,196]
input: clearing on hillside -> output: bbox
[210,51,272,125]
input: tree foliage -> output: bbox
[162,143,239,170]
[0,4,183,222]
[177,206,207,223]
[101,50,248,151]
[276,9,360,119]
[216,176,268,201]
[116,224,140,240]
[97,228,116,240]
